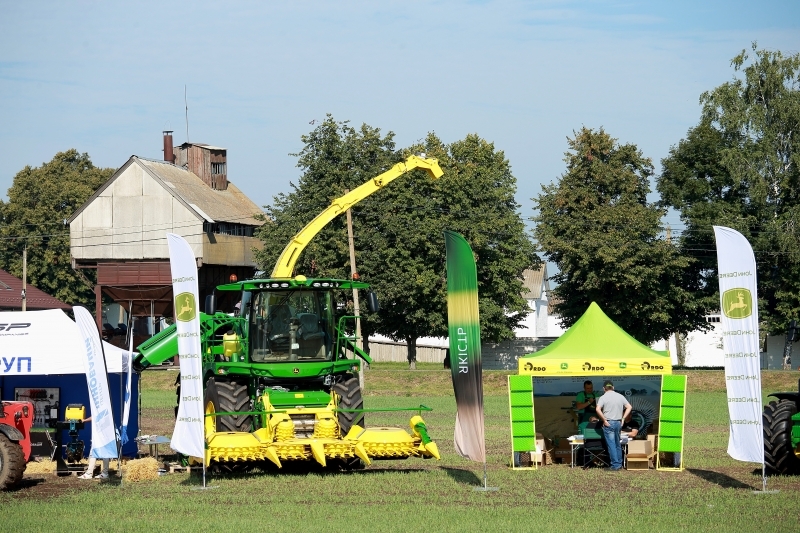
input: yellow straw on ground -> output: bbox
[124,457,159,482]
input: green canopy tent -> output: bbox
[508,302,686,471]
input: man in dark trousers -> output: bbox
[595,380,631,471]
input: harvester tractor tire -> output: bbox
[0,433,26,490]
[332,376,365,435]
[763,399,800,475]
[332,376,366,471]
[216,380,253,433]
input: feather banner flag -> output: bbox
[444,231,486,462]
[74,306,119,458]
[713,226,764,463]
[167,233,205,460]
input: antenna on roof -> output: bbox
[184,85,190,143]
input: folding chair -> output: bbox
[580,438,609,469]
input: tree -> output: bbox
[533,127,708,346]
[658,44,800,334]
[0,150,114,307]
[256,116,538,366]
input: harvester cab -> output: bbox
[134,155,444,472]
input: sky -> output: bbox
[2,1,799,241]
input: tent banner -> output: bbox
[167,233,205,459]
[73,306,118,458]
[444,231,485,463]
[119,333,134,446]
[713,226,763,464]
[520,357,671,376]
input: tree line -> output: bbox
[2,44,798,364]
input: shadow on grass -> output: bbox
[177,462,431,484]
[440,466,482,486]
[6,477,46,492]
[688,468,754,489]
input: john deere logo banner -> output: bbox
[519,357,668,375]
[721,288,753,319]
[713,226,763,464]
[167,233,205,461]
[175,292,197,322]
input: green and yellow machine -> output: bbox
[133,156,442,471]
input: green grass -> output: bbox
[5,369,800,532]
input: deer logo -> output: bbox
[175,292,196,322]
[722,288,752,319]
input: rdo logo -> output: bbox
[582,361,605,371]
[524,362,547,372]
[641,361,664,371]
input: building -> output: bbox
[68,132,264,339]
[0,269,71,311]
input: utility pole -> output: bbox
[21,245,27,312]
[345,190,364,389]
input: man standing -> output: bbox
[595,381,631,471]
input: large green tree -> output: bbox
[256,116,537,365]
[658,44,800,334]
[533,127,708,345]
[0,149,113,307]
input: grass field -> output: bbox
[3,366,800,532]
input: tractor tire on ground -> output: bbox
[763,399,800,475]
[216,380,253,433]
[332,376,365,470]
[0,433,26,490]
[332,376,365,435]
[204,378,250,474]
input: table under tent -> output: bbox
[508,302,686,471]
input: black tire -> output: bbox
[204,378,249,475]
[0,433,26,490]
[216,380,252,433]
[332,376,365,435]
[331,376,365,470]
[764,399,800,475]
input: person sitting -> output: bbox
[575,380,601,425]
[621,411,640,439]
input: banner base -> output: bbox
[752,490,779,495]
[474,486,499,492]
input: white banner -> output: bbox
[119,333,133,446]
[74,306,119,459]
[167,233,205,459]
[713,226,764,463]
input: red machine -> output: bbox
[0,400,34,490]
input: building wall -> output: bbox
[71,161,205,261]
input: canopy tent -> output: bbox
[510,302,686,471]
[0,309,139,457]
[517,302,672,376]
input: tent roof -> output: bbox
[0,309,133,375]
[518,302,671,376]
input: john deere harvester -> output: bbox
[133,155,442,471]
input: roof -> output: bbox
[69,156,264,226]
[0,270,71,310]
[518,302,670,376]
[179,142,226,151]
[521,264,548,299]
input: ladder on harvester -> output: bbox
[656,374,687,471]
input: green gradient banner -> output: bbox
[444,231,485,462]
